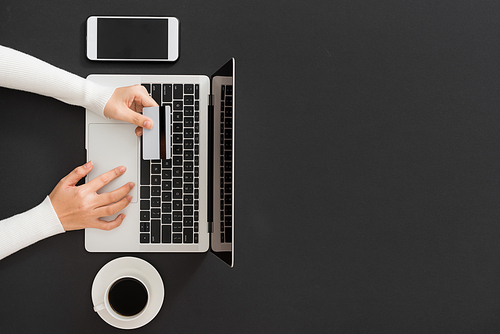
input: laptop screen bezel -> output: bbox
[209,58,235,267]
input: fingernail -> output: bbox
[127,196,132,202]
[129,182,135,189]
[119,166,126,173]
[84,161,92,169]
[144,121,152,129]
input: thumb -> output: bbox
[63,161,93,187]
[121,108,154,130]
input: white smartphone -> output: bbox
[86,16,179,61]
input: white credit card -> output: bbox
[142,106,171,160]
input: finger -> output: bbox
[121,108,154,130]
[85,166,126,192]
[94,195,132,218]
[97,182,134,206]
[62,161,93,187]
[91,214,126,231]
[134,84,158,108]
[135,126,143,137]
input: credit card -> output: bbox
[142,106,171,160]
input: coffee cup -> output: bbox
[94,276,150,321]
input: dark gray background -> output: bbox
[1,0,500,333]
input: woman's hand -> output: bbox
[103,85,158,136]
[48,161,134,231]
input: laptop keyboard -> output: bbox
[139,83,200,244]
[219,84,233,243]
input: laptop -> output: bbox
[84,59,234,267]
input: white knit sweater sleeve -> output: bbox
[0,45,117,259]
[0,45,115,116]
[0,197,65,260]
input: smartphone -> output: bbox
[86,16,179,61]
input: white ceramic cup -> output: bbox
[93,275,150,321]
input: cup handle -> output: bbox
[94,303,105,312]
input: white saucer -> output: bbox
[91,257,164,330]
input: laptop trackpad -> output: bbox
[87,123,139,202]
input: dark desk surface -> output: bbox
[2,0,500,333]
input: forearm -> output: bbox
[0,45,114,116]
[0,197,65,260]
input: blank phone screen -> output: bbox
[97,18,169,59]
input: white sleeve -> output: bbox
[0,45,115,117]
[0,197,65,260]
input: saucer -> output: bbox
[91,257,164,330]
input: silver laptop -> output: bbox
[84,59,234,267]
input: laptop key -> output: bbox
[151,186,161,196]
[151,175,161,185]
[151,197,161,207]
[162,169,172,179]
[184,106,194,116]
[173,233,182,243]
[140,222,150,232]
[173,156,183,166]
[151,220,160,243]
[173,123,183,132]
[140,211,150,221]
[173,111,183,121]
[162,202,172,213]
[140,233,150,244]
[173,200,182,211]
[162,225,171,243]
[173,212,182,221]
[173,101,183,110]
[173,178,183,188]
[184,184,193,193]
[185,128,194,138]
[162,191,172,202]
[162,180,172,191]
[184,117,194,127]
[183,228,193,243]
[184,95,194,105]
[140,200,150,210]
[163,84,172,102]
[184,84,194,94]
[173,84,183,99]
[151,164,161,174]
[183,206,193,215]
[151,208,160,218]
[152,84,161,105]
[183,217,193,227]
[162,214,171,224]
[173,222,182,232]
[141,160,150,185]
[173,134,183,143]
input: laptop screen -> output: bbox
[210,59,235,267]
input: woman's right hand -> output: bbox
[48,161,134,231]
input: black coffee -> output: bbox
[108,277,148,317]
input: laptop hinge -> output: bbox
[208,221,213,234]
[209,94,214,107]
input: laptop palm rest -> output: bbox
[87,123,139,203]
